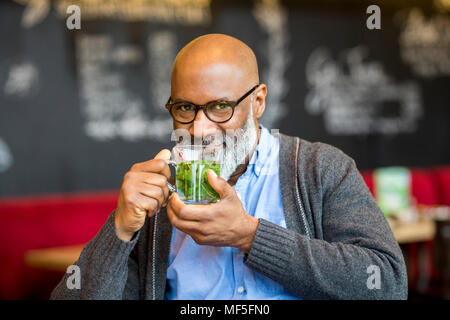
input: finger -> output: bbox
[132,192,159,215]
[166,201,202,232]
[124,171,169,200]
[154,149,171,160]
[167,193,186,218]
[207,169,234,199]
[160,184,170,207]
[136,172,168,187]
[168,193,211,221]
[131,159,168,175]
[131,159,171,180]
[154,149,172,179]
[137,172,170,202]
[137,183,166,208]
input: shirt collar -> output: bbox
[248,125,274,177]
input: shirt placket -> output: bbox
[231,173,251,299]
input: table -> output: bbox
[24,244,85,272]
[388,219,436,244]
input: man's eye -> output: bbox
[179,105,193,112]
[214,104,230,110]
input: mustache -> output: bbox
[174,131,241,148]
[175,134,222,146]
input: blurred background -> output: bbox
[0,0,449,300]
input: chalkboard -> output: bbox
[0,0,449,197]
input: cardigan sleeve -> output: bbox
[50,211,141,300]
[245,142,408,299]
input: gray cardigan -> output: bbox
[50,133,408,300]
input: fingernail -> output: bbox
[209,169,217,177]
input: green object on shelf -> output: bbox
[374,167,411,217]
[175,160,220,204]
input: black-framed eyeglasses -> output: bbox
[165,84,260,124]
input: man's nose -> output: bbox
[189,109,218,142]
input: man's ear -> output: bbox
[253,84,267,119]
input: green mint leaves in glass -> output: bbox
[167,145,222,204]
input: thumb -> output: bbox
[154,149,171,160]
[154,149,171,179]
[207,169,234,199]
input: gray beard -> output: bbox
[173,101,258,182]
[220,102,258,181]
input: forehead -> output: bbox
[171,63,246,103]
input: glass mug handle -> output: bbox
[165,160,177,193]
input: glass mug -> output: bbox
[166,145,222,204]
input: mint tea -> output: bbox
[175,160,220,204]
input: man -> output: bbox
[51,34,407,300]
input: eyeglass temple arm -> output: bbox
[235,84,260,105]
[166,84,260,107]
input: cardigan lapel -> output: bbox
[278,133,310,237]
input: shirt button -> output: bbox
[237,286,245,294]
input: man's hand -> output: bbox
[114,149,171,242]
[166,170,259,254]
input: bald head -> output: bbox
[171,34,259,101]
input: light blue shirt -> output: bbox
[165,126,300,300]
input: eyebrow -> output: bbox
[171,97,231,103]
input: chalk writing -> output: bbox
[305,46,423,135]
[0,138,13,173]
[253,0,290,128]
[397,8,450,78]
